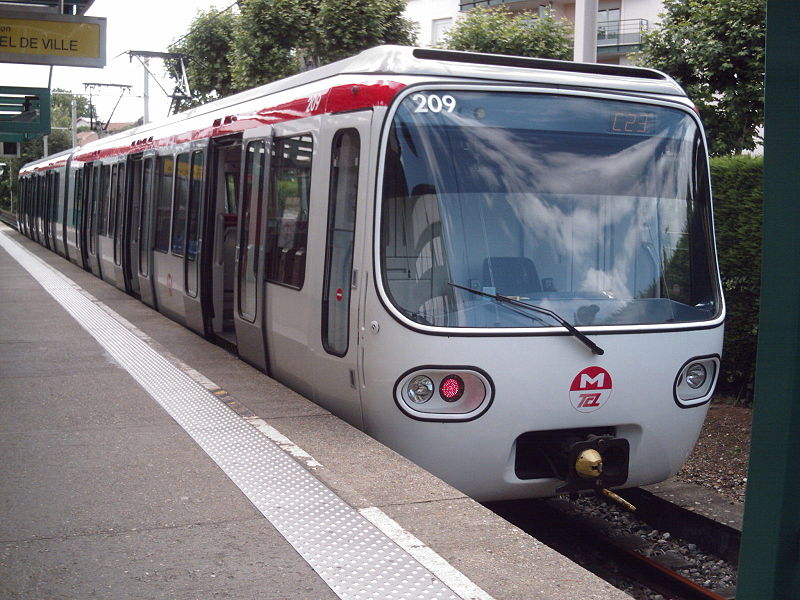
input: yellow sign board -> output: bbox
[0,13,106,67]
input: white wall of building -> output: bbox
[620,0,662,26]
[404,0,461,47]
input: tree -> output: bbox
[443,7,573,61]
[312,0,416,64]
[230,0,312,90]
[169,0,417,99]
[637,0,765,156]
[168,7,238,109]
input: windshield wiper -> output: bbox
[448,282,605,356]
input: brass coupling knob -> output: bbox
[575,448,603,480]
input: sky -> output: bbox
[2,0,227,124]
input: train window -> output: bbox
[322,129,360,357]
[139,158,155,275]
[380,90,720,329]
[114,163,126,265]
[154,156,174,253]
[185,151,204,298]
[266,135,313,288]
[238,141,266,320]
[53,172,61,235]
[186,151,204,262]
[225,172,238,213]
[89,165,100,253]
[72,169,82,236]
[171,153,190,256]
[98,165,111,237]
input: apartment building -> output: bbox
[405,0,664,65]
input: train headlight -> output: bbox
[674,356,719,408]
[396,367,494,421]
[685,363,707,389]
[407,376,434,404]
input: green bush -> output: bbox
[711,154,763,402]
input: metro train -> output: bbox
[16,46,724,501]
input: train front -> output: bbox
[363,85,724,501]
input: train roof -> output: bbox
[22,45,686,172]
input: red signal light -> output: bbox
[439,375,465,402]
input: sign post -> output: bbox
[736,1,800,597]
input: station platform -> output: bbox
[0,225,630,600]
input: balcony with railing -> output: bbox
[597,18,648,55]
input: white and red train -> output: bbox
[17,46,723,501]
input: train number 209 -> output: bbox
[411,93,457,114]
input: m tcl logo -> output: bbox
[569,366,613,413]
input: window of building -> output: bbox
[431,18,452,45]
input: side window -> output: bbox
[98,164,111,237]
[73,169,83,232]
[185,151,205,298]
[139,158,155,274]
[89,165,100,252]
[238,141,266,320]
[171,153,190,256]
[322,129,360,356]
[266,135,313,288]
[114,163,126,265]
[186,150,204,262]
[154,155,174,253]
[54,172,63,227]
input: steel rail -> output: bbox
[487,497,734,600]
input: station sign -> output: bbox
[0,13,106,68]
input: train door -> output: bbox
[67,165,86,269]
[205,135,242,350]
[136,153,158,308]
[230,129,272,370]
[303,114,371,427]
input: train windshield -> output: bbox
[380,90,720,329]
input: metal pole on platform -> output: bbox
[736,2,800,598]
[71,97,77,148]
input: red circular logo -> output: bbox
[335,288,344,301]
[569,366,613,413]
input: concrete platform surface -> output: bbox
[0,225,630,600]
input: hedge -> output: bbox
[711,154,763,402]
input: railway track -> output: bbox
[0,209,16,228]
[487,490,739,600]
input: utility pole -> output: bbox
[82,83,133,134]
[71,96,76,147]
[126,50,191,122]
[143,56,150,123]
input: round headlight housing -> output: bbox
[685,363,708,389]
[406,375,434,404]
[674,356,719,407]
